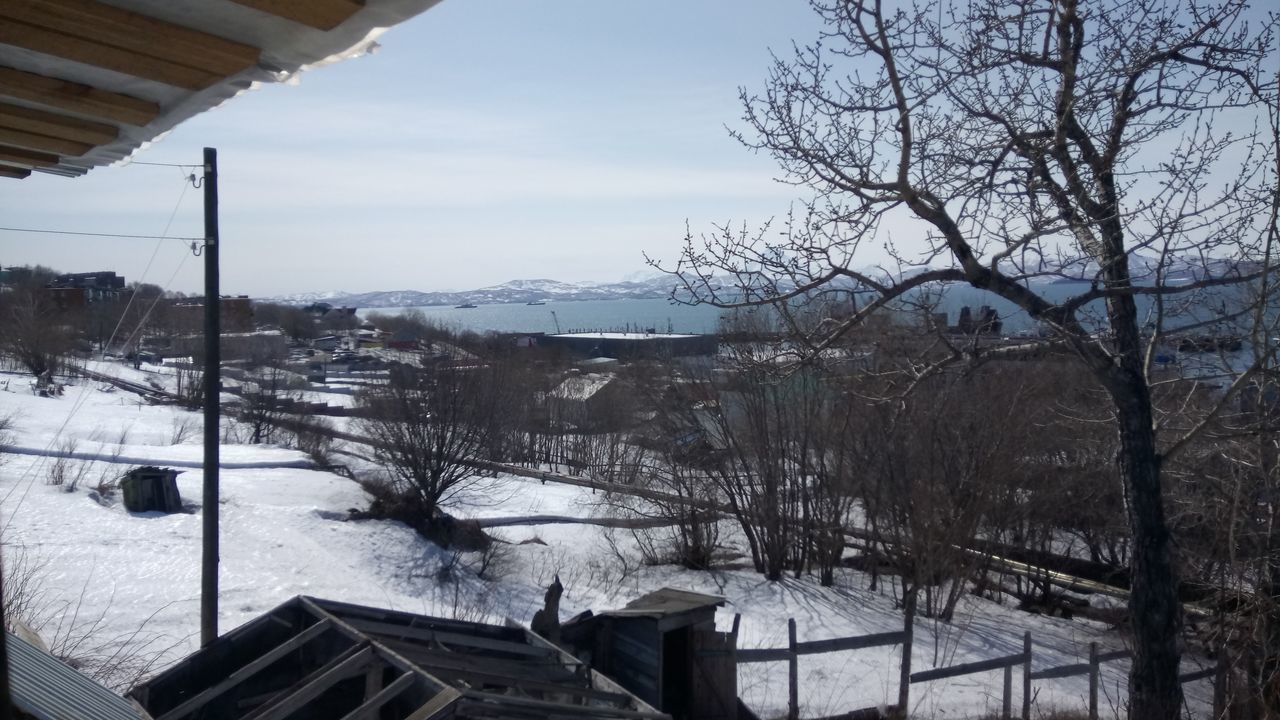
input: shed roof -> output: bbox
[600,588,725,619]
[6,630,144,720]
[131,595,667,720]
[550,373,616,402]
[0,0,442,180]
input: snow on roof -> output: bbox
[601,587,725,618]
[549,373,615,402]
[552,332,699,340]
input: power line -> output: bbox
[120,160,202,168]
[0,226,203,241]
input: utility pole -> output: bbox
[201,147,220,647]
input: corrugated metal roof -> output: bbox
[6,630,144,720]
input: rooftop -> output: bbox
[131,595,665,720]
[600,587,725,619]
[0,0,443,180]
[551,332,700,340]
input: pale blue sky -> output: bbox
[0,1,827,297]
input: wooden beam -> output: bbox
[0,22,217,90]
[0,0,260,90]
[339,673,417,720]
[245,644,374,720]
[228,0,365,31]
[0,66,158,126]
[0,165,32,179]
[371,638,580,685]
[0,101,116,145]
[5,0,261,74]
[0,145,60,168]
[404,688,462,720]
[460,690,669,720]
[343,617,556,658]
[155,619,336,720]
[0,125,91,155]
[424,665,631,705]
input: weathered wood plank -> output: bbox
[0,144,59,168]
[910,652,1028,684]
[246,644,374,720]
[461,690,669,720]
[794,631,906,655]
[1097,649,1131,664]
[338,669,416,720]
[1029,662,1092,681]
[156,618,335,720]
[227,0,364,31]
[344,616,555,658]
[736,648,791,664]
[0,65,158,126]
[1179,667,1216,684]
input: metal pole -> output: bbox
[200,147,220,647]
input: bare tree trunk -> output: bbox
[1113,380,1184,717]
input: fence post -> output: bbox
[1212,646,1227,719]
[896,591,915,719]
[1022,632,1032,720]
[788,617,799,720]
[1002,664,1013,720]
[1088,642,1099,720]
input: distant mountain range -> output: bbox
[267,276,682,308]
[268,256,1264,309]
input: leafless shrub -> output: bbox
[2,541,52,633]
[0,413,14,460]
[168,412,198,445]
[46,438,91,493]
[284,416,336,466]
[2,543,185,693]
[43,583,187,693]
[173,365,203,410]
[468,530,514,581]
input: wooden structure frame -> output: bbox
[563,588,737,720]
[130,596,668,720]
[0,0,444,180]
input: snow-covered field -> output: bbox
[0,367,1213,718]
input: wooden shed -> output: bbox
[564,588,737,720]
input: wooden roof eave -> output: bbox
[0,0,446,179]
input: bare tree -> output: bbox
[0,284,76,377]
[656,1,1278,713]
[357,359,509,522]
[235,364,303,445]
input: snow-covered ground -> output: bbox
[0,367,1214,718]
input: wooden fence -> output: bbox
[736,614,1229,720]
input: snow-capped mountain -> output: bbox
[266,255,1261,308]
[265,276,681,308]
